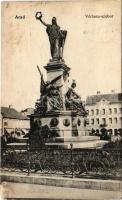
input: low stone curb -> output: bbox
[1,172,121,192]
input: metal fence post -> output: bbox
[70,143,74,178]
[27,142,30,176]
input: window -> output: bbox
[114,129,118,135]
[96,109,99,115]
[91,109,94,115]
[114,118,117,124]
[96,118,99,124]
[85,119,89,125]
[109,118,112,124]
[96,129,99,134]
[109,108,112,114]
[4,122,8,126]
[91,119,94,125]
[87,110,89,115]
[120,117,122,124]
[102,118,106,124]
[119,108,122,113]
[114,108,117,113]
[102,109,105,115]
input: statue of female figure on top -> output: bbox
[35,12,67,60]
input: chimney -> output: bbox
[111,90,115,93]
[9,105,13,109]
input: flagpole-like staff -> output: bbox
[37,65,42,76]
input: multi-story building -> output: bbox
[85,93,122,135]
[1,106,30,136]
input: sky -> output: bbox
[1,0,121,111]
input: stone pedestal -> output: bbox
[44,60,70,83]
[44,60,70,111]
[30,110,87,138]
[30,60,107,149]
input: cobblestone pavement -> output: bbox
[1,182,121,199]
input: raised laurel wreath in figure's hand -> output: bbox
[35,12,42,20]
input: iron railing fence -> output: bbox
[1,145,122,180]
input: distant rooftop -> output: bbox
[21,107,34,113]
[86,93,122,105]
[21,107,34,112]
[1,107,29,120]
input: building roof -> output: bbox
[21,107,34,113]
[1,107,29,120]
[86,93,122,106]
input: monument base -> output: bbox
[30,110,87,138]
[30,111,108,149]
[45,136,108,149]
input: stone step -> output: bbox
[45,140,108,149]
[15,137,28,143]
[46,136,100,143]
[7,143,27,150]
